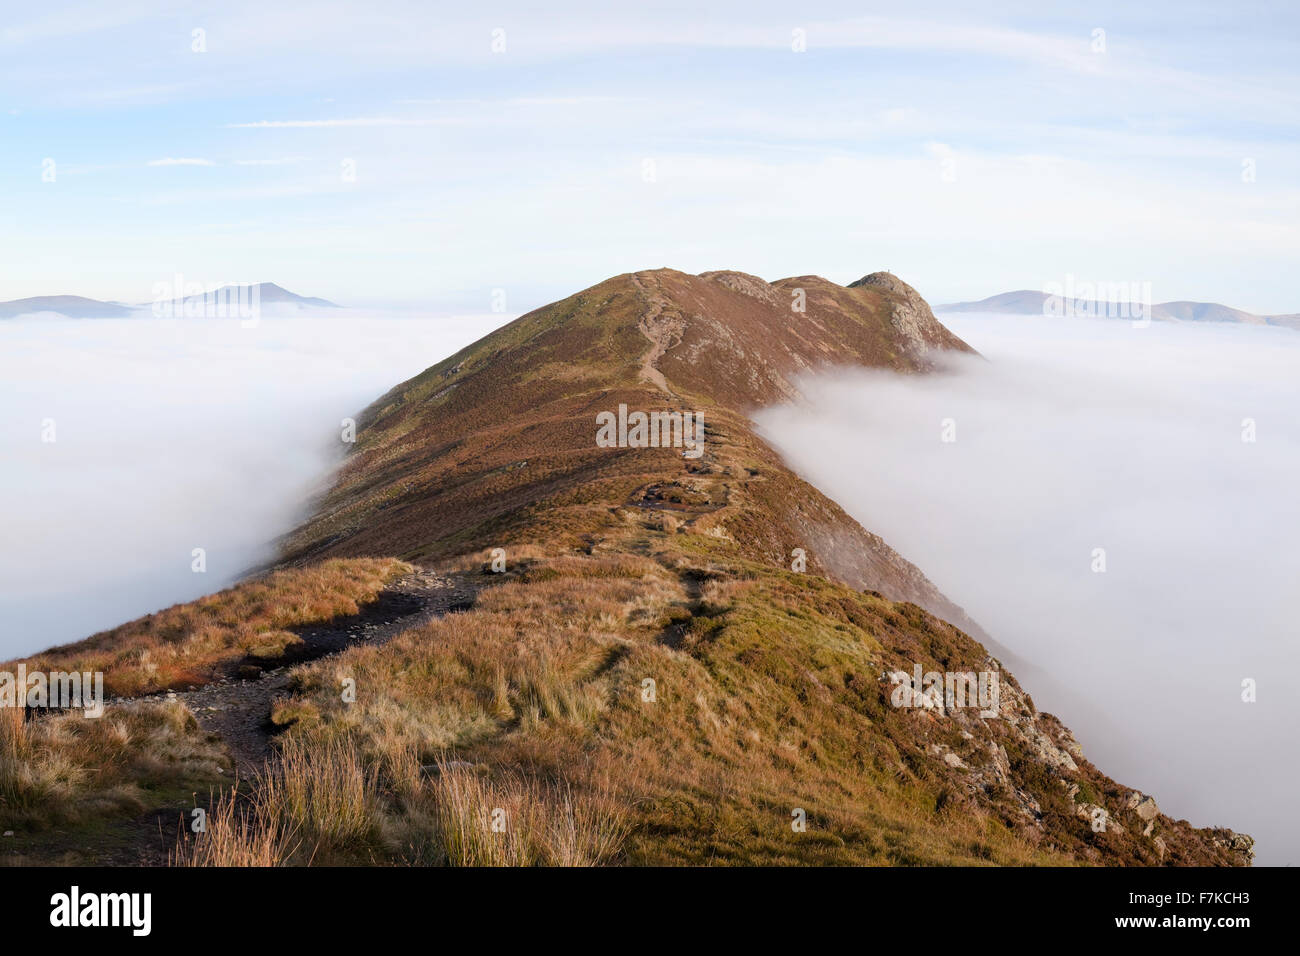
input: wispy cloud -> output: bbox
[394,96,631,106]
[0,2,153,48]
[226,117,445,128]
[147,157,216,167]
[800,16,1107,73]
[234,157,308,166]
[2,1,1297,309]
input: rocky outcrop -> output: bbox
[1212,830,1256,863]
[880,658,1253,866]
[698,270,781,307]
[848,271,967,360]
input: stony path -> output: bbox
[6,570,477,866]
[119,569,477,777]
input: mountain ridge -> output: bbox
[939,289,1300,328]
[0,294,134,319]
[279,267,980,621]
[8,266,1253,867]
[266,265,1251,864]
[0,281,339,318]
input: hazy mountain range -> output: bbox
[939,290,1300,329]
[0,294,135,319]
[0,282,338,319]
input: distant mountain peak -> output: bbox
[938,289,1299,330]
[0,295,133,320]
[848,270,908,293]
[0,282,340,318]
[172,282,341,309]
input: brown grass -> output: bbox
[146,264,1245,867]
[171,784,298,867]
[250,548,1075,866]
[11,558,411,697]
[421,761,629,866]
[0,701,228,830]
[260,734,382,853]
[174,737,625,866]
[173,735,382,866]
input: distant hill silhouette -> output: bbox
[0,295,133,319]
[0,282,339,318]
[939,289,1300,329]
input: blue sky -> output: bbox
[2,0,1297,313]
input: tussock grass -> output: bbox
[171,784,298,867]
[261,734,382,853]
[12,558,412,697]
[0,701,228,830]
[175,735,382,866]
[175,740,626,866]
[252,547,1072,866]
[26,533,1176,865]
[422,761,628,866]
[274,554,682,760]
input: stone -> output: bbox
[1127,791,1159,822]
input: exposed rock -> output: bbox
[1057,727,1085,761]
[1026,725,1078,772]
[1076,802,1125,834]
[1127,791,1160,822]
[847,271,958,359]
[699,270,780,307]
[884,669,945,712]
[1211,830,1256,866]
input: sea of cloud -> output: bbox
[4,305,1295,863]
[756,313,1300,865]
[0,310,507,661]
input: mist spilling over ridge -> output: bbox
[757,311,1300,864]
[4,268,1262,868]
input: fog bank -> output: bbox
[756,314,1300,865]
[0,312,506,659]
